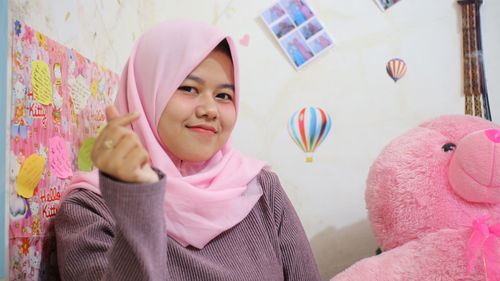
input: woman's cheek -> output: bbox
[219,104,236,125]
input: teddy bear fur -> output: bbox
[331,115,500,281]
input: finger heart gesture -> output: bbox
[91,106,159,184]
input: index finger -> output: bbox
[105,105,140,127]
[105,105,120,122]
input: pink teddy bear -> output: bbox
[331,115,500,281]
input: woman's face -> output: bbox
[157,49,236,162]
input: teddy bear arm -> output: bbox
[331,229,485,281]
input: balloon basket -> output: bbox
[305,153,314,163]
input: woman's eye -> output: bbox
[178,86,197,93]
[216,93,233,101]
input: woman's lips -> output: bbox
[186,125,217,135]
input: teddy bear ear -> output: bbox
[448,129,500,203]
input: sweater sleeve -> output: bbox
[55,169,167,281]
[261,170,322,281]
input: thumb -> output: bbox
[137,163,160,183]
[105,105,121,122]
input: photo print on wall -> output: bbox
[374,0,402,11]
[261,0,334,69]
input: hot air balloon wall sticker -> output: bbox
[287,107,332,162]
[386,58,407,82]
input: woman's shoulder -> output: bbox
[56,189,113,225]
[256,168,279,184]
[256,168,281,193]
[61,189,105,208]
[255,168,287,209]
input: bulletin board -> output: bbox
[9,20,119,280]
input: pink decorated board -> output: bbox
[9,20,119,280]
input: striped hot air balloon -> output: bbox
[288,107,332,162]
[386,58,407,82]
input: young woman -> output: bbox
[55,19,320,281]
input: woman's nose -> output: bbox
[195,94,217,120]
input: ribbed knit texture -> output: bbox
[54,169,320,281]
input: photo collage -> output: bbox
[261,0,334,69]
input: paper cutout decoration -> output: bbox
[49,136,73,179]
[78,137,96,172]
[16,154,46,198]
[386,58,407,82]
[70,75,91,114]
[288,107,332,162]
[31,60,53,105]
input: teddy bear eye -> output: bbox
[442,143,456,152]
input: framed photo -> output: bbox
[260,0,335,70]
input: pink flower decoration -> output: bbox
[23,26,34,44]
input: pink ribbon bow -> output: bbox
[466,214,500,281]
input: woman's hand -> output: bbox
[91,106,159,184]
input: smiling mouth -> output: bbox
[186,125,217,135]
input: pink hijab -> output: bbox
[66,19,268,249]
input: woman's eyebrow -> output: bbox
[186,74,234,91]
[218,84,235,91]
[185,74,204,84]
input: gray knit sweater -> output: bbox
[54,169,321,281]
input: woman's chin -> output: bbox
[176,151,216,163]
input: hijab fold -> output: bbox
[66,20,268,249]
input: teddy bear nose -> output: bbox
[448,129,500,203]
[485,129,500,143]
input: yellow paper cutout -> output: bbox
[78,138,96,172]
[16,154,46,198]
[31,60,53,105]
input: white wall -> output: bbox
[9,0,500,280]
